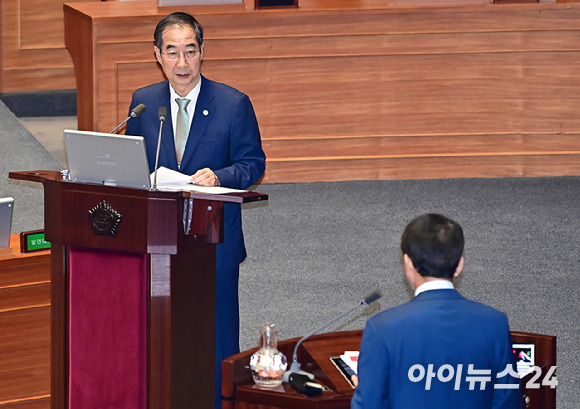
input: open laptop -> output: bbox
[0,197,14,248]
[64,129,151,190]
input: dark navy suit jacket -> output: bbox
[125,76,266,271]
[351,289,523,409]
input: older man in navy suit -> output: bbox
[351,214,522,409]
[125,12,265,408]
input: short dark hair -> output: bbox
[400,214,464,279]
[154,12,204,49]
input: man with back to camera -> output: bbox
[351,214,523,409]
[125,11,266,408]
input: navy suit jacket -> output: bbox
[125,76,266,270]
[351,289,523,409]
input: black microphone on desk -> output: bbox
[110,103,146,134]
[151,106,167,191]
[282,289,382,382]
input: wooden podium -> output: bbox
[222,330,556,409]
[9,170,267,409]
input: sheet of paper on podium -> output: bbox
[151,166,246,194]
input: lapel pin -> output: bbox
[203,109,209,116]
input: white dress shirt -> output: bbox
[414,279,455,297]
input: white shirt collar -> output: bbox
[169,78,201,103]
[414,279,455,297]
[169,79,202,130]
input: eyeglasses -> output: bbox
[161,48,200,61]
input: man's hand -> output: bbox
[190,168,220,187]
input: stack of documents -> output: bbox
[151,167,246,194]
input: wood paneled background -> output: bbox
[0,4,577,408]
[0,0,102,93]
[0,0,250,93]
[3,0,580,183]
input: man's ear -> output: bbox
[453,256,465,279]
[154,46,162,64]
[403,254,415,273]
[403,254,419,289]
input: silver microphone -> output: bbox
[110,103,146,134]
[151,106,167,191]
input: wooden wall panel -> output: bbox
[0,400,49,409]
[203,52,580,138]
[0,308,51,406]
[103,13,580,137]
[0,0,102,92]
[263,154,580,182]
[262,134,580,159]
[20,0,69,48]
[0,238,51,409]
[0,284,50,312]
[63,2,580,182]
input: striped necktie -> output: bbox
[175,98,191,168]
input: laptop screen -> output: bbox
[64,129,151,190]
[0,197,14,248]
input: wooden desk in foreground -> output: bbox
[222,330,556,409]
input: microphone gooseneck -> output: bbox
[151,106,167,191]
[283,289,382,382]
[110,103,147,134]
